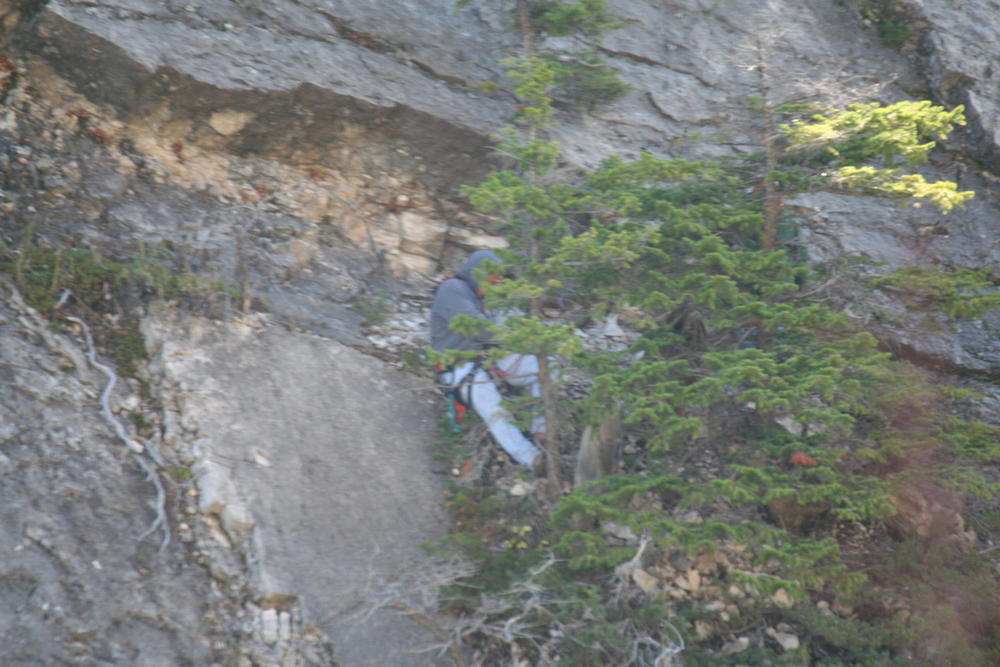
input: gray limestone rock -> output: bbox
[905,0,1000,167]
[142,305,451,666]
[791,190,1000,376]
[0,283,227,665]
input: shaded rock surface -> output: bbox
[142,305,450,666]
[791,189,1000,377]
[906,0,1000,167]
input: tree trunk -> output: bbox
[755,37,780,252]
[574,408,622,487]
[537,352,561,499]
[516,0,535,55]
[529,236,561,498]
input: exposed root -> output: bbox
[5,281,172,551]
[55,296,171,552]
[389,601,469,667]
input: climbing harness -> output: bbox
[435,361,477,433]
[490,353,526,380]
[435,354,529,433]
[432,273,490,432]
[432,273,519,433]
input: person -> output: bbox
[430,250,546,474]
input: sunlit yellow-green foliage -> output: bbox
[782,100,974,212]
[783,101,965,163]
[836,166,975,213]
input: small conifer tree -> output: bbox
[435,33,998,663]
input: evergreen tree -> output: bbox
[435,17,997,667]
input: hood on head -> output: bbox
[456,250,501,293]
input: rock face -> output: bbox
[0,0,998,664]
[906,0,1000,167]
[0,283,228,664]
[143,306,449,666]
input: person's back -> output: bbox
[429,250,545,475]
[430,249,500,353]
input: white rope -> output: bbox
[61,301,170,552]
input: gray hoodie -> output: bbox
[430,250,501,352]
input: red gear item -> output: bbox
[789,451,819,467]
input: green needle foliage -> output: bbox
[532,0,620,36]
[1,237,229,377]
[869,265,1000,319]
[436,54,999,664]
[0,239,226,318]
[457,0,629,109]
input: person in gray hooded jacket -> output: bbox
[430,250,545,473]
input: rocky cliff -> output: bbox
[0,0,997,664]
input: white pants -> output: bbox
[442,354,543,468]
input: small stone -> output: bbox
[694,620,713,640]
[771,587,793,608]
[678,509,703,524]
[686,568,701,592]
[509,481,531,497]
[675,568,701,592]
[260,609,279,644]
[119,393,141,412]
[602,314,625,337]
[767,627,800,651]
[632,568,660,594]
[602,521,638,543]
[721,636,750,654]
[278,611,292,641]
